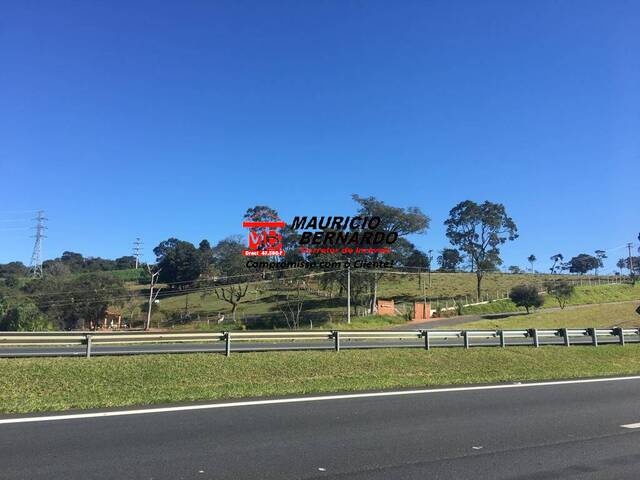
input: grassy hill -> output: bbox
[456,300,640,330]
[141,272,631,330]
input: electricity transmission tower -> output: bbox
[133,237,143,269]
[30,210,47,278]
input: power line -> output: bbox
[12,265,316,299]
[23,270,343,309]
[29,210,47,278]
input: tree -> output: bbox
[351,195,430,314]
[0,262,29,278]
[509,284,543,314]
[508,265,524,274]
[444,200,518,300]
[437,248,463,272]
[545,280,574,309]
[274,277,306,329]
[527,254,536,273]
[243,205,302,265]
[0,299,50,331]
[115,256,137,270]
[565,254,601,275]
[209,237,258,322]
[198,239,214,272]
[29,272,127,329]
[550,253,564,274]
[594,250,607,275]
[153,238,204,286]
[618,257,640,276]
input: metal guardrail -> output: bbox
[0,326,639,358]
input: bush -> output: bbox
[509,284,544,314]
[0,299,51,331]
[545,280,575,309]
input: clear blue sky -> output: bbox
[1,0,638,272]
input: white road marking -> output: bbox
[1,375,640,426]
[621,423,640,429]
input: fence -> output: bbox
[0,326,638,358]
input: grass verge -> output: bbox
[460,283,640,315]
[3,344,640,414]
[457,301,640,330]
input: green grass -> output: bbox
[151,272,621,328]
[322,314,407,330]
[457,301,640,330]
[460,283,640,316]
[3,344,640,414]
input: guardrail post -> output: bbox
[463,331,470,349]
[590,328,598,347]
[530,329,539,348]
[85,334,92,358]
[224,332,231,357]
[423,330,430,350]
[561,328,570,347]
[499,330,506,348]
[616,327,625,346]
[333,331,340,352]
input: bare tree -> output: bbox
[214,284,249,323]
[276,279,305,329]
[145,265,162,330]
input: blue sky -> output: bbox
[0,0,638,272]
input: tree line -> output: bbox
[0,194,636,331]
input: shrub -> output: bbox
[509,284,543,314]
[545,280,575,309]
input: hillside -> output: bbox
[144,272,631,329]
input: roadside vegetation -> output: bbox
[1,197,637,331]
[456,301,640,330]
[460,283,640,316]
[3,344,640,414]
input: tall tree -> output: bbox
[565,254,601,275]
[527,254,537,273]
[153,238,203,286]
[198,239,214,273]
[437,248,464,272]
[617,257,640,276]
[594,250,607,275]
[550,253,564,274]
[351,194,430,313]
[445,200,518,300]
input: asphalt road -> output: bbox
[0,334,629,357]
[3,376,640,479]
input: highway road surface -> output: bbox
[3,376,640,478]
[0,334,629,357]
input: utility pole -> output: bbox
[427,249,433,288]
[146,265,162,330]
[133,237,143,269]
[422,271,427,318]
[29,210,47,278]
[628,243,635,277]
[347,265,351,324]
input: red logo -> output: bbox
[242,214,285,257]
